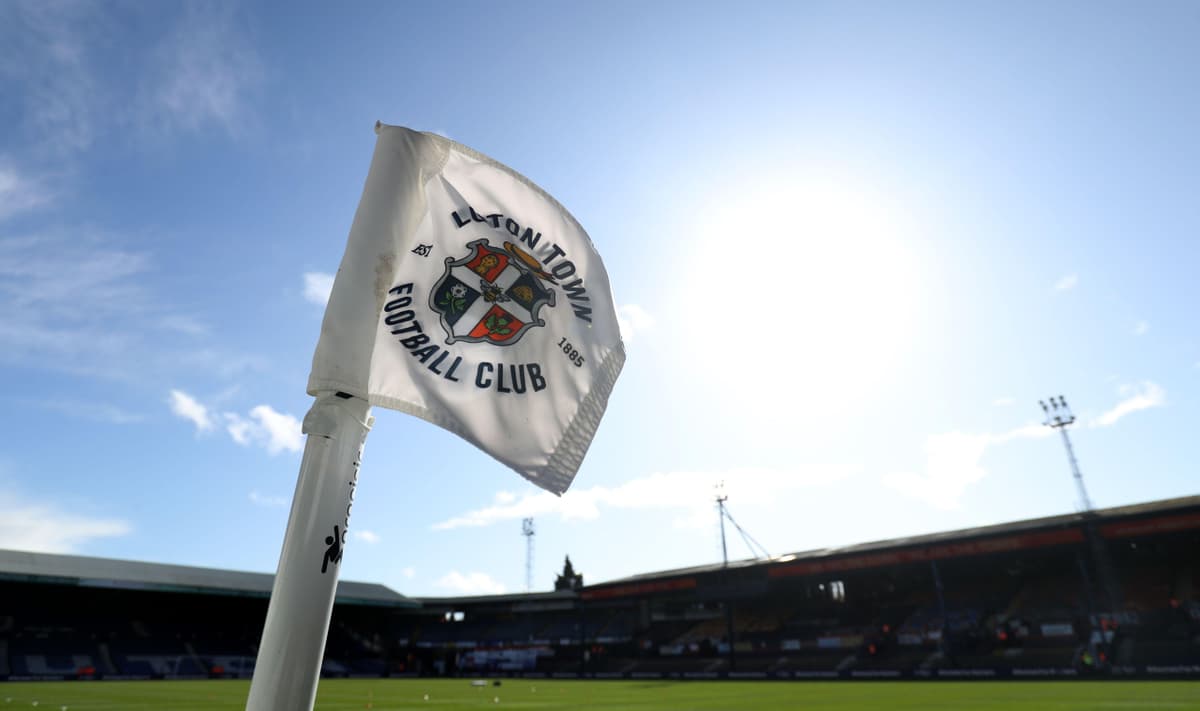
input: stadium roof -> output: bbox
[3,496,1196,607]
[0,548,417,607]
[595,494,1200,586]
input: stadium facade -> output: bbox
[2,495,1197,682]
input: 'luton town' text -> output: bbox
[450,205,593,323]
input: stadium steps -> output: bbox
[670,618,726,646]
[1116,637,1134,666]
[335,620,384,654]
[0,639,8,675]
[1085,521,1124,611]
[183,642,206,674]
[1002,586,1032,619]
[97,642,118,675]
[920,650,945,671]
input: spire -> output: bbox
[554,555,583,591]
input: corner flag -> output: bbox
[246,123,623,711]
[309,123,625,494]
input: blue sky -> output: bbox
[1,1,1197,597]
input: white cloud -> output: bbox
[0,491,130,553]
[1091,381,1165,428]
[887,383,1169,510]
[0,232,268,382]
[0,233,148,370]
[616,304,655,342]
[224,406,303,455]
[352,529,380,544]
[303,272,335,306]
[435,571,507,596]
[0,163,51,221]
[225,413,254,445]
[993,396,1015,407]
[249,405,303,454]
[142,3,262,136]
[1132,320,1150,336]
[402,566,415,579]
[883,424,1051,510]
[2,4,259,151]
[248,490,287,508]
[0,235,150,318]
[159,315,208,336]
[169,390,302,454]
[176,349,269,380]
[1054,273,1078,291]
[0,1,105,152]
[169,389,214,432]
[433,467,846,531]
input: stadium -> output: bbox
[5,4,1200,710]
[4,494,1197,688]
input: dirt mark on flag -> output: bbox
[374,253,396,314]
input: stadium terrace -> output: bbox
[1,495,1197,682]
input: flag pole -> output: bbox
[245,391,372,711]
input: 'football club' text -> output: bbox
[385,284,547,394]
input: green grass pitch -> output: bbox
[1,678,1198,710]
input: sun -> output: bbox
[675,177,925,420]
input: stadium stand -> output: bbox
[2,495,1197,682]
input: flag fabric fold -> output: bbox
[309,123,624,494]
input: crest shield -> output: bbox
[430,239,557,346]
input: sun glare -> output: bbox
[679,179,924,420]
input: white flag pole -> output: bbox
[245,391,372,711]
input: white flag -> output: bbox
[309,123,624,494]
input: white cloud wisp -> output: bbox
[616,304,655,342]
[0,232,252,380]
[169,390,302,454]
[303,272,335,306]
[0,491,130,553]
[169,389,214,432]
[0,163,51,221]
[888,382,1167,510]
[1054,273,1078,291]
[1091,381,1166,428]
[352,530,381,544]
[225,406,302,455]
[248,490,288,508]
[883,424,1051,510]
[433,467,846,532]
[143,3,262,137]
[435,571,507,596]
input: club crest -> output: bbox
[430,239,557,346]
